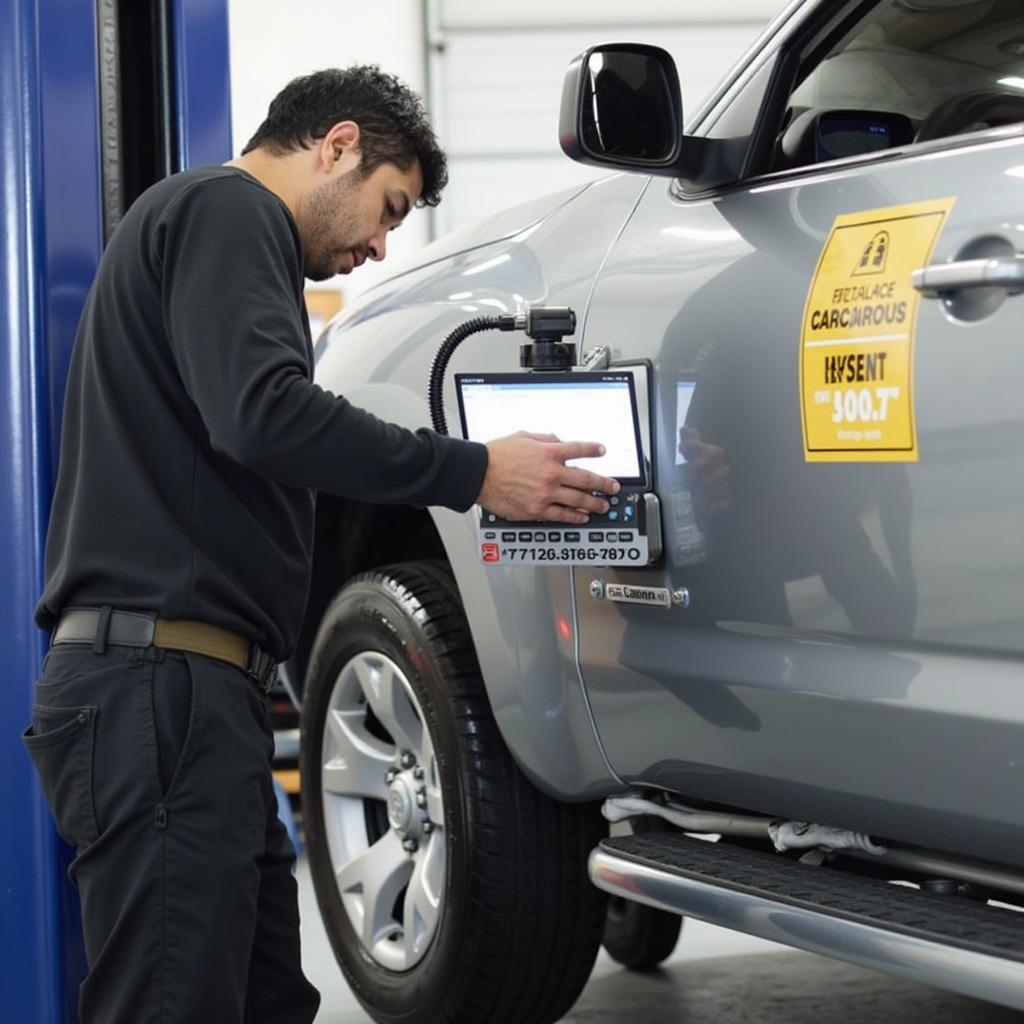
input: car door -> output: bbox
[574,0,1024,863]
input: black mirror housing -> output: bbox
[560,42,744,192]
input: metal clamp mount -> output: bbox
[519,306,577,370]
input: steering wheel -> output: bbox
[914,89,1024,143]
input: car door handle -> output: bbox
[912,255,1024,297]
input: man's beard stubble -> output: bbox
[302,167,363,281]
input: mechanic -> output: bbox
[24,66,619,1024]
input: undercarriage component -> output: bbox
[602,791,1024,901]
[602,793,773,837]
[768,820,885,855]
[603,793,884,854]
[845,845,1024,902]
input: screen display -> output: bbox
[817,118,891,161]
[456,372,644,483]
[674,380,697,466]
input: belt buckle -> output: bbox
[246,644,277,694]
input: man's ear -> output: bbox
[318,121,361,173]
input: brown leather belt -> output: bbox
[51,607,278,692]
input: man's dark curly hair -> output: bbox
[243,66,448,208]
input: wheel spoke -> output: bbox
[403,843,442,962]
[420,829,444,902]
[425,779,444,825]
[419,721,437,767]
[419,730,444,822]
[354,656,423,754]
[336,830,412,951]
[322,708,391,800]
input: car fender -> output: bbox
[333,376,622,801]
[313,174,649,799]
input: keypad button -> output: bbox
[502,532,517,542]
[608,510,619,521]
[610,496,620,506]
[588,531,605,542]
[565,531,581,542]
[618,531,632,542]
[484,531,497,540]
[518,531,533,542]
[547,531,561,541]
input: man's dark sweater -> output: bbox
[37,166,488,660]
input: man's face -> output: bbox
[300,155,423,281]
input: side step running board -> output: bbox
[590,833,1024,1010]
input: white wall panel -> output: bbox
[229,0,427,161]
[428,4,790,234]
[439,27,767,155]
[439,0,792,28]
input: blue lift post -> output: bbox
[0,3,231,1020]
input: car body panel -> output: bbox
[573,134,1024,867]
[327,182,594,320]
[315,173,649,797]
[313,0,1024,862]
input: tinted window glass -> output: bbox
[775,0,1024,171]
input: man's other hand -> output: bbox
[477,432,620,524]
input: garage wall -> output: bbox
[427,0,789,234]
[227,0,789,301]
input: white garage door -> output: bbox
[427,0,788,234]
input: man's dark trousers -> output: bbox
[23,641,321,1023]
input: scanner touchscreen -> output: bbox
[455,373,644,485]
[455,370,660,567]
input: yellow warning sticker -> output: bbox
[800,197,955,462]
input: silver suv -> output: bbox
[290,1,1024,1019]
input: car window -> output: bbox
[773,0,1024,172]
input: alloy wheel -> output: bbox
[319,650,445,971]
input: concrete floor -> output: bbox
[295,855,1024,1024]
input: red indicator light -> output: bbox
[481,543,500,563]
[557,616,572,640]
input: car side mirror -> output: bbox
[559,43,744,191]
[559,43,684,168]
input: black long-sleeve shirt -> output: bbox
[37,166,488,659]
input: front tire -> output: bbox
[300,562,607,1023]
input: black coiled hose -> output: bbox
[428,314,518,435]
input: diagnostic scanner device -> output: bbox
[456,370,662,566]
